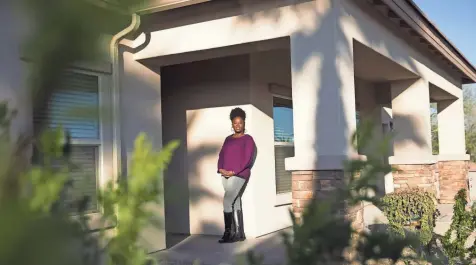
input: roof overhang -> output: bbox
[133,0,476,84]
[135,0,211,15]
[366,0,476,84]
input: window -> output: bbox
[273,96,294,194]
[33,71,102,213]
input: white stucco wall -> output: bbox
[249,49,293,235]
[120,39,166,252]
[0,1,32,142]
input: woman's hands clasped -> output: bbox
[219,169,235,178]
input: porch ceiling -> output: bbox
[140,37,289,68]
[429,83,456,102]
[354,41,418,82]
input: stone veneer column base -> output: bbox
[291,170,364,231]
[392,164,439,196]
[438,160,469,204]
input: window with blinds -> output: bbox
[34,71,100,139]
[273,96,294,194]
[33,71,101,213]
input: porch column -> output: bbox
[355,79,383,155]
[355,79,388,196]
[389,79,438,195]
[286,24,363,229]
[437,97,469,203]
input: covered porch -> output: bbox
[128,34,469,251]
[118,0,474,254]
[138,38,296,244]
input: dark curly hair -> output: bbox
[230,107,246,121]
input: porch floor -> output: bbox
[153,204,476,265]
[153,228,292,265]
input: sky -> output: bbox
[413,0,476,70]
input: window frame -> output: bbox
[34,67,112,219]
[72,68,114,229]
[272,93,294,205]
[68,68,106,215]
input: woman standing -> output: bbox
[217,107,256,243]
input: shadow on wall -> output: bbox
[231,0,430,199]
[160,55,253,245]
[120,45,236,251]
[234,0,425,158]
[161,104,223,246]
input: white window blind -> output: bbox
[33,71,100,139]
[274,145,294,193]
[33,71,101,212]
[64,145,99,211]
[273,96,294,194]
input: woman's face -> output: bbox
[232,117,244,133]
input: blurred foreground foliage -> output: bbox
[246,120,424,265]
[0,102,179,265]
[1,1,182,265]
[0,106,424,265]
[4,0,462,264]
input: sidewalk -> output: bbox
[434,204,476,248]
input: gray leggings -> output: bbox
[222,176,246,213]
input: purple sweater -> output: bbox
[217,134,256,180]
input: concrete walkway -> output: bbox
[434,204,476,248]
[153,229,291,265]
[153,204,475,265]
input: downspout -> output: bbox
[109,13,141,185]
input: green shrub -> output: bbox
[382,188,439,246]
[441,189,476,264]
[99,133,179,265]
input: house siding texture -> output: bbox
[438,160,469,203]
[390,162,469,203]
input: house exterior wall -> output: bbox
[249,49,293,235]
[126,0,471,240]
[135,0,463,97]
[120,39,166,252]
[134,0,467,170]
[0,1,32,145]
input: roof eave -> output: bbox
[135,0,211,15]
[369,0,476,84]
[130,0,476,84]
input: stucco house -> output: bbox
[1,0,476,253]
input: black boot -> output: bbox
[235,210,246,241]
[218,212,236,243]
